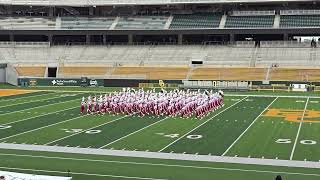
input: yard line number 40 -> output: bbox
[61,129,102,134]
[276,139,317,145]
[156,133,203,139]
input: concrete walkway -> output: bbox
[0,143,319,169]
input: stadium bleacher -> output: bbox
[280,15,320,28]
[169,13,222,29]
[225,15,275,28]
[3,12,320,30]
[0,17,55,30]
[115,16,168,30]
[14,64,46,77]
[60,17,116,29]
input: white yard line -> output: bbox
[290,97,310,160]
[0,108,84,141]
[0,92,55,103]
[99,117,170,149]
[44,115,132,145]
[0,95,80,117]
[158,96,248,152]
[0,93,63,108]
[222,97,279,156]
[0,152,320,177]
[1,99,80,125]
[0,166,167,180]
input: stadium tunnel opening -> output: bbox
[47,67,57,78]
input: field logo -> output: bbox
[263,109,320,123]
[159,80,165,88]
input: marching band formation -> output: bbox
[80,88,224,119]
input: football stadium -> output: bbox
[1,0,320,179]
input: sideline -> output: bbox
[0,166,167,180]
[0,143,319,169]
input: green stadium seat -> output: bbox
[280,15,320,27]
[225,15,274,28]
[170,13,222,29]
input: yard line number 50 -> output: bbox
[276,138,317,145]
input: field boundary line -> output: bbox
[222,97,278,156]
[0,93,82,116]
[0,151,320,175]
[290,97,310,160]
[0,107,82,141]
[0,93,63,108]
[0,166,167,180]
[158,96,248,152]
[0,91,53,103]
[225,94,320,99]
[99,116,170,149]
[44,114,133,145]
[1,99,80,126]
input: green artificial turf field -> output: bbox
[0,87,320,180]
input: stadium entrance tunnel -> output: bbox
[48,67,57,78]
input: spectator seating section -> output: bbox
[190,67,267,80]
[61,17,115,29]
[12,64,320,82]
[225,15,274,28]
[59,64,112,77]
[115,16,168,30]
[111,65,189,80]
[0,17,55,29]
[269,68,320,81]
[280,15,320,27]
[15,64,46,77]
[170,13,222,29]
[4,14,320,29]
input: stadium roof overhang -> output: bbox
[0,0,316,7]
[2,28,320,35]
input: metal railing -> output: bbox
[0,0,312,6]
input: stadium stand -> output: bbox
[60,17,115,29]
[169,13,222,29]
[59,64,112,77]
[280,15,320,28]
[1,45,319,68]
[190,67,267,81]
[0,17,55,30]
[111,65,189,80]
[14,64,46,77]
[115,16,168,30]
[225,15,274,28]
[268,68,320,81]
